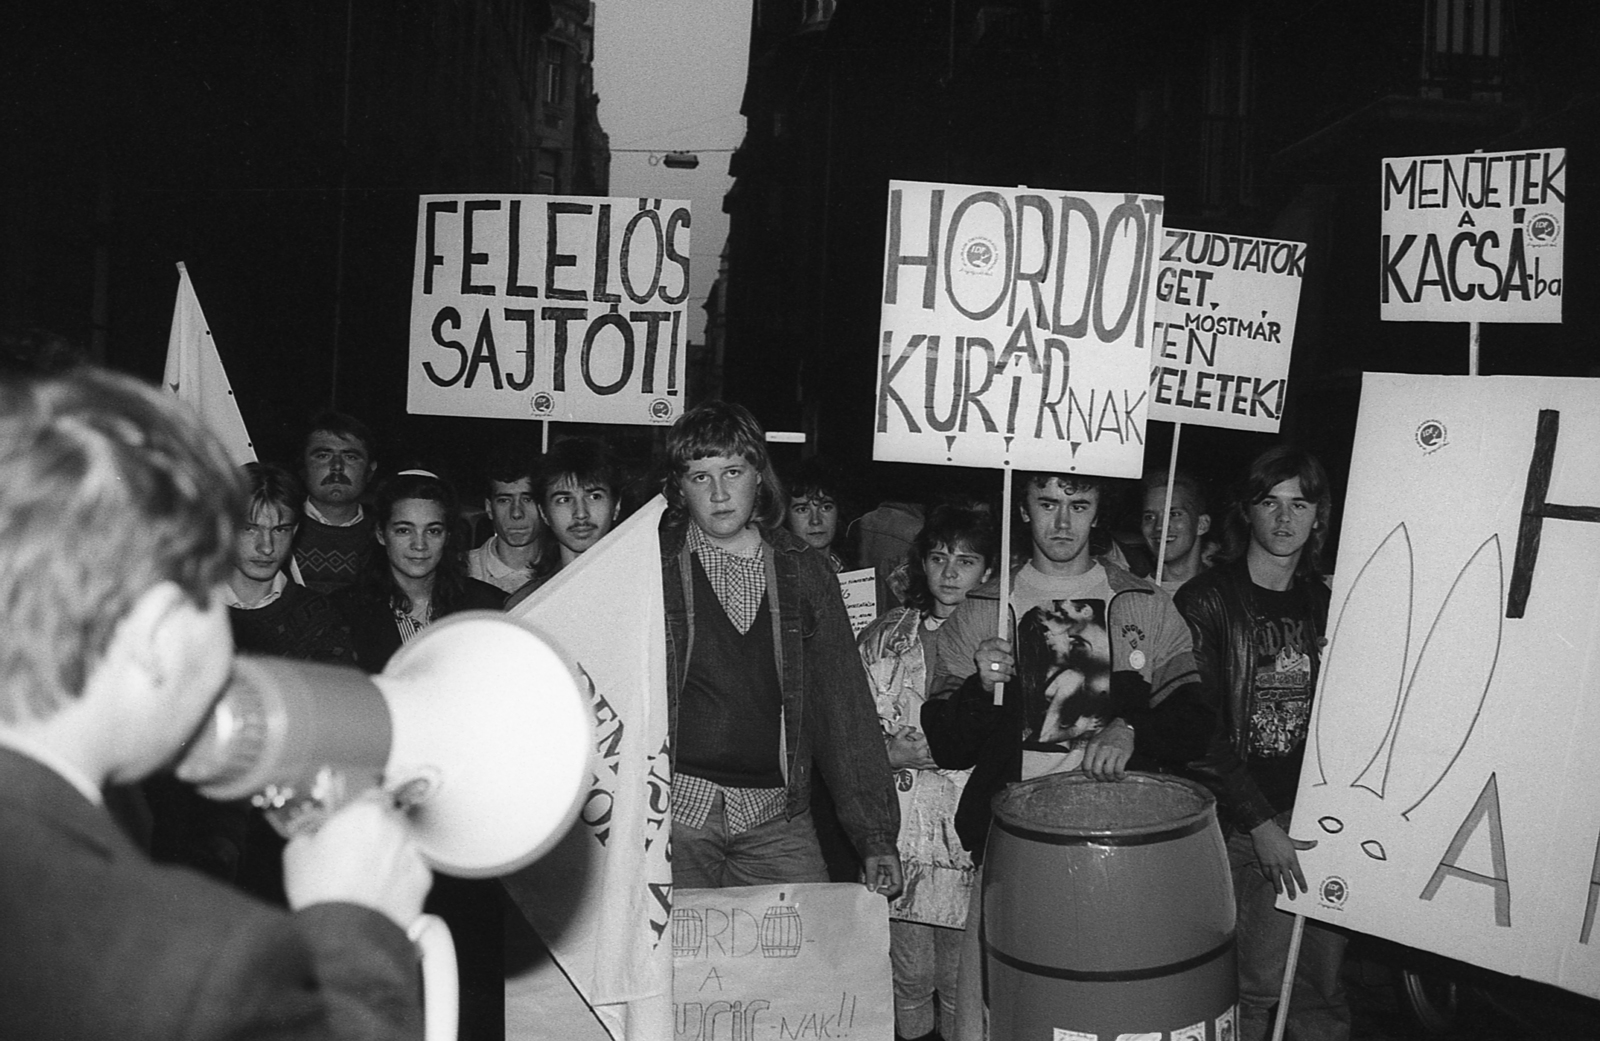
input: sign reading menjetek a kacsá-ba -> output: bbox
[875,180,1164,478]
[1381,148,1564,323]
[407,194,691,426]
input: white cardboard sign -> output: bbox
[1380,149,1565,323]
[1285,373,1600,1000]
[672,883,893,1041]
[837,567,878,639]
[1148,228,1305,433]
[407,194,691,425]
[874,180,1164,478]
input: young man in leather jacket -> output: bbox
[1176,446,1347,1041]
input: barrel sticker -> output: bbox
[1047,1006,1237,1041]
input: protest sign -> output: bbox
[672,883,893,1041]
[837,568,878,638]
[1286,373,1600,1000]
[504,498,674,1041]
[407,194,691,426]
[1380,149,1564,323]
[875,180,1164,478]
[1148,229,1305,433]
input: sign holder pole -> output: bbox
[1270,914,1307,1041]
[1154,423,1184,586]
[994,468,1013,707]
[1469,321,1481,377]
[541,419,551,454]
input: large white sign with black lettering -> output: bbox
[407,194,691,425]
[874,180,1164,477]
[1149,228,1306,433]
[1380,149,1564,323]
[1287,373,1600,1000]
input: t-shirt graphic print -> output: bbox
[1248,613,1314,758]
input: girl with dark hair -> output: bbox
[857,502,998,1041]
[329,468,507,1041]
[333,469,504,673]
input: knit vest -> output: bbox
[675,556,784,789]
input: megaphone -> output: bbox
[177,611,592,877]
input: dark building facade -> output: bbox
[720,0,1597,500]
[3,0,609,466]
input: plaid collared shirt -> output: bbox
[685,522,766,634]
[672,772,787,834]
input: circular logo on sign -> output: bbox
[960,236,998,274]
[1319,876,1348,908]
[1414,419,1447,454]
[529,392,555,417]
[1527,211,1561,248]
[648,398,674,422]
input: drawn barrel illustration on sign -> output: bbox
[671,908,704,959]
[759,894,802,958]
[984,774,1237,1041]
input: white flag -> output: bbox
[162,262,255,465]
[504,498,674,1041]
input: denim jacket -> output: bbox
[660,516,900,860]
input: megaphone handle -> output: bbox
[407,913,459,1041]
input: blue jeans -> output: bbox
[890,919,962,1038]
[1228,811,1351,1041]
[672,793,829,888]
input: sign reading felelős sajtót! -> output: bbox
[408,195,691,425]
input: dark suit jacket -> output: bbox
[0,747,422,1040]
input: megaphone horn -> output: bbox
[178,611,592,878]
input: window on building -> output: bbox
[803,0,837,27]
[1421,0,1505,99]
[545,40,568,108]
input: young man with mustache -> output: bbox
[295,411,378,596]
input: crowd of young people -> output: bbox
[0,351,1345,1041]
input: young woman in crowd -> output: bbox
[857,503,999,1041]
[331,467,506,1041]
[334,469,505,672]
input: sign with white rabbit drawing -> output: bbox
[1286,373,1600,1000]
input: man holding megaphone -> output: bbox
[0,368,431,1040]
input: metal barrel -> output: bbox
[984,772,1238,1041]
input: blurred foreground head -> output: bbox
[0,367,244,723]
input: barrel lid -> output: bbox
[991,772,1215,842]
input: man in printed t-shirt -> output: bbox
[1177,446,1345,1041]
[927,471,1214,846]
[924,470,1215,1041]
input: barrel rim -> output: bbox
[990,772,1216,839]
[992,810,1212,847]
[983,928,1236,983]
